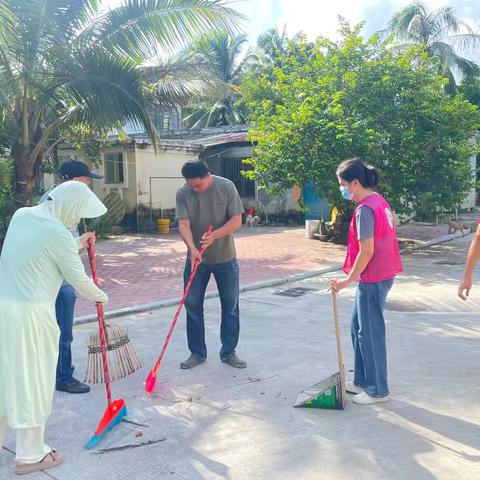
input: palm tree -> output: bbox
[0,0,242,207]
[387,1,480,91]
[182,31,252,128]
[255,26,303,70]
[244,26,306,81]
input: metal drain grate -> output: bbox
[274,287,318,298]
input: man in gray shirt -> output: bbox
[176,160,246,369]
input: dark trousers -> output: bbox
[183,258,240,359]
[55,284,76,387]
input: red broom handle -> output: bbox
[86,238,112,405]
[151,225,213,374]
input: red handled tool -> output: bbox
[145,224,213,393]
[84,238,127,449]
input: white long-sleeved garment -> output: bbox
[0,182,108,428]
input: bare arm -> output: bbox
[346,238,374,283]
[458,224,480,300]
[329,238,374,292]
[178,219,202,264]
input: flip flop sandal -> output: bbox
[15,449,64,475]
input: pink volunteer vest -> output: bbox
[343,193,403,283]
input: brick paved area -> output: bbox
[396,222,454,241]
[75,220,469,318]
[76,227,346,317]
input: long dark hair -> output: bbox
[336,157,379,188]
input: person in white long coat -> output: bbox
[0,181,108,475]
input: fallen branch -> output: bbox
[228,373,281,389]
[93,438,166,454]
[122,418,149,428]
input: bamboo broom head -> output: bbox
[85,321,142,384]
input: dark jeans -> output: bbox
[183,258,240,360]
[55,284,77,387]
[351,279,394,397]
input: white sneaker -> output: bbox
[346,382,363,394]
[352,391,390,405]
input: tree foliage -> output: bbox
[460,76,480,108]
[241,21,480,217]
[0,0,242,206]
[387,1,480,93]
[183,31,251,128]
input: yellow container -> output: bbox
[157,218,170,234]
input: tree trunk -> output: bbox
[12,144,36,208]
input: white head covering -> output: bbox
[48,181,107,227]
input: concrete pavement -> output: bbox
[1,235,479,479]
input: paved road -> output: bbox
[2,235,479,479]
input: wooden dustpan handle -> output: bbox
[331,290,345,383]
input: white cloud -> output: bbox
[91,0,480,51]
[277,0,380,39]
[275,0,473,40]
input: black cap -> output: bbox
[58,159,103,180]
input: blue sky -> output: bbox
[103,0,480,44]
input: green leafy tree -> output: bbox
[460,76,480,107]
[0,135,13,246]
[0,0,242,207]
[241,21,480,217]
[387,1,480,93]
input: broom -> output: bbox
[82,220,141,384]
[84,237,127,449]
[144,224,213,393]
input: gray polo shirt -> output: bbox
[176,175,244,264]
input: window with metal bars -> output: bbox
[104,152,125,184]
[222,157,255,198]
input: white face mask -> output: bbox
[340,181,357,201]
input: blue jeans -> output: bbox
[351,279,393,397]
[55,284,77,387]
[183,258,240,360]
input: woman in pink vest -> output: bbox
[329,158,403,405]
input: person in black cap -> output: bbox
[58,158,104,184]
[40,158,103,394]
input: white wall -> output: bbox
[51,144,199,212]
[256,188,300,215]
[47,147,137,212]
[135,147,197,210]
[43,172,55,192]
[97,146,137,213]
